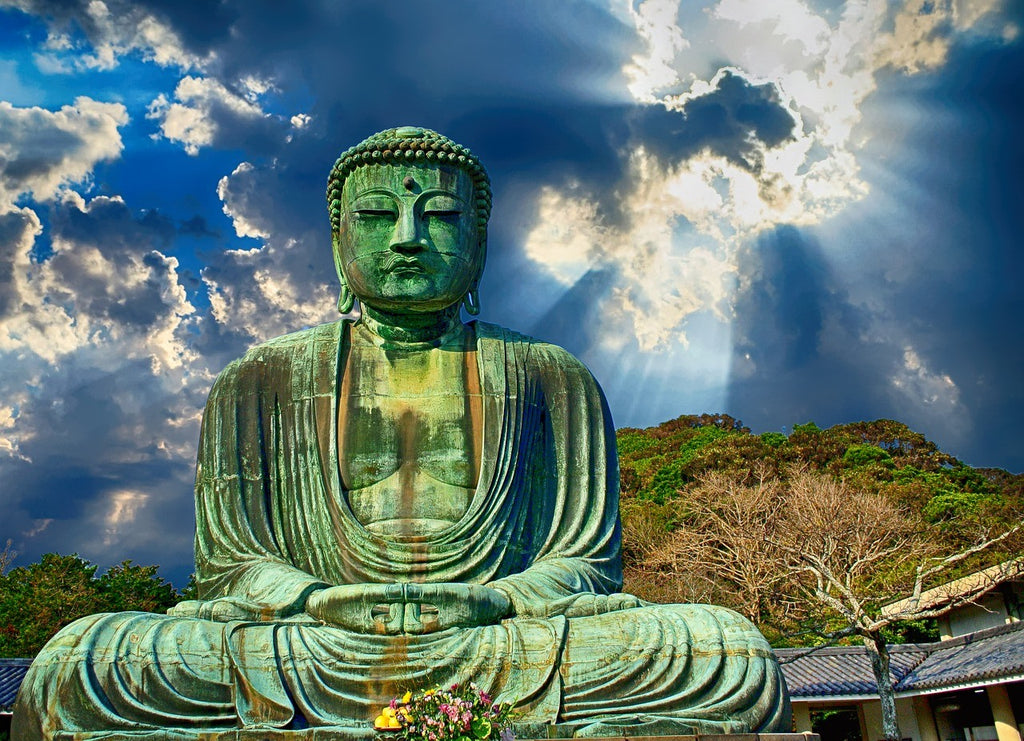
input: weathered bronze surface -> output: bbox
[14,127,791,739]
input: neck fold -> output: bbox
[357,304,466,348]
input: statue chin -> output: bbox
[11,127,791,740]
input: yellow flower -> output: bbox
[374,705,403,730]
[402,691,413,704]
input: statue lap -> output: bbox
[16,601,785,738]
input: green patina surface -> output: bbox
[14,127,790,740]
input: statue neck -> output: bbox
[357,304,466,349]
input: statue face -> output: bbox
[337,163,481,313]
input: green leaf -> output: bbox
[471,717,492,739]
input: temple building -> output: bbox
[779,563,1024,741]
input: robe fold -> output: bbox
[13,320,790,740]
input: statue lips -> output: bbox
[382,254,427,275]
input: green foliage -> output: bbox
[615,429,660,457]
[791,421,820,435]
[922,490,995,523]
[617,414,1024,645]
[880,619,940,644]
[843,443,895,468]
[0,554,186,658]
[96,561,178,614]
[760,432,788,448]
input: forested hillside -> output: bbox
[617,415,1024,644]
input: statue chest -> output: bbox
[337,342,482,537]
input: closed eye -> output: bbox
[423,210,461,221]
[355,209,397,217]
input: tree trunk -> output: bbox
[865,632,901,741]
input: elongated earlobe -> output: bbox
[337,280,355,314]
[463,286,480,316]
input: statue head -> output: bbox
[327,127,491,316]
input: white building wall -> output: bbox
[949,593,1010,638]
[859,698,924,741]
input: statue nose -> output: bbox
[391,209,427,253]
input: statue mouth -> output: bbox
[383,255,426,274]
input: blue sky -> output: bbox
[1,0,1021,585]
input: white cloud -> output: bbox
[0,193,197,371]
[713,0,831,57]
[217,162,270,239]
[101,489,149,546]
[892,346,961,407]
[523,150,736,350]
[0,97,128,207]
[147,76,270,156]
[521,0,1010,352]
[17,0,212,72]
[201,159,339,344]
[0,192,209,569]
[624,0,689,102]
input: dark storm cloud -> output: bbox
[722,27,1024,472]
[630,69,798,173]
[850,29,1024,471]
[725,226,885,430]
[44,198,179,329]
[3,382,199,582]
[526,268,616,353]
[168,1,646,361]
[179,214,218,238]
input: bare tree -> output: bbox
[0,539,14,575]
[631,466,795,626]
[637,467,1022,741]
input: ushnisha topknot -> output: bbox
[327,126,492,238]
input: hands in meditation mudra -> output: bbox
[14,127,790,739]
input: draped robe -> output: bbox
[13,320,790,739]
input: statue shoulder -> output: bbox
[209,321,342,397]
[473,320,599,386]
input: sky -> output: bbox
[0,0,1022,585]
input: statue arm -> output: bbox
[190,355,331,619]
[487,344,624,617]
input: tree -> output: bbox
[0,554,184,657]
[773,470,1020,741]
[624,466,794,627]
[631,466,1022,741]
[0,554,105,657]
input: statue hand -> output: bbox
[529,592,643,619]
[411,583,512,634]
[305,584,406,633]
[167,596,269,622]
[304,583,511,635]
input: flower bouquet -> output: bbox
[373,683,515,741]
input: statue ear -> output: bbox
[332,232,355,315]
[463,235,486,316]
[474,233,487,281]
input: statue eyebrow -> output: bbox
[416,189,466,205]
[349,187,399,200]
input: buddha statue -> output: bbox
[13,127,790,739]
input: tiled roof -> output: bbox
[897,621,1024,690]
[777,643,930,697]
[0,658,31,712]
[776,621,1024,699]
